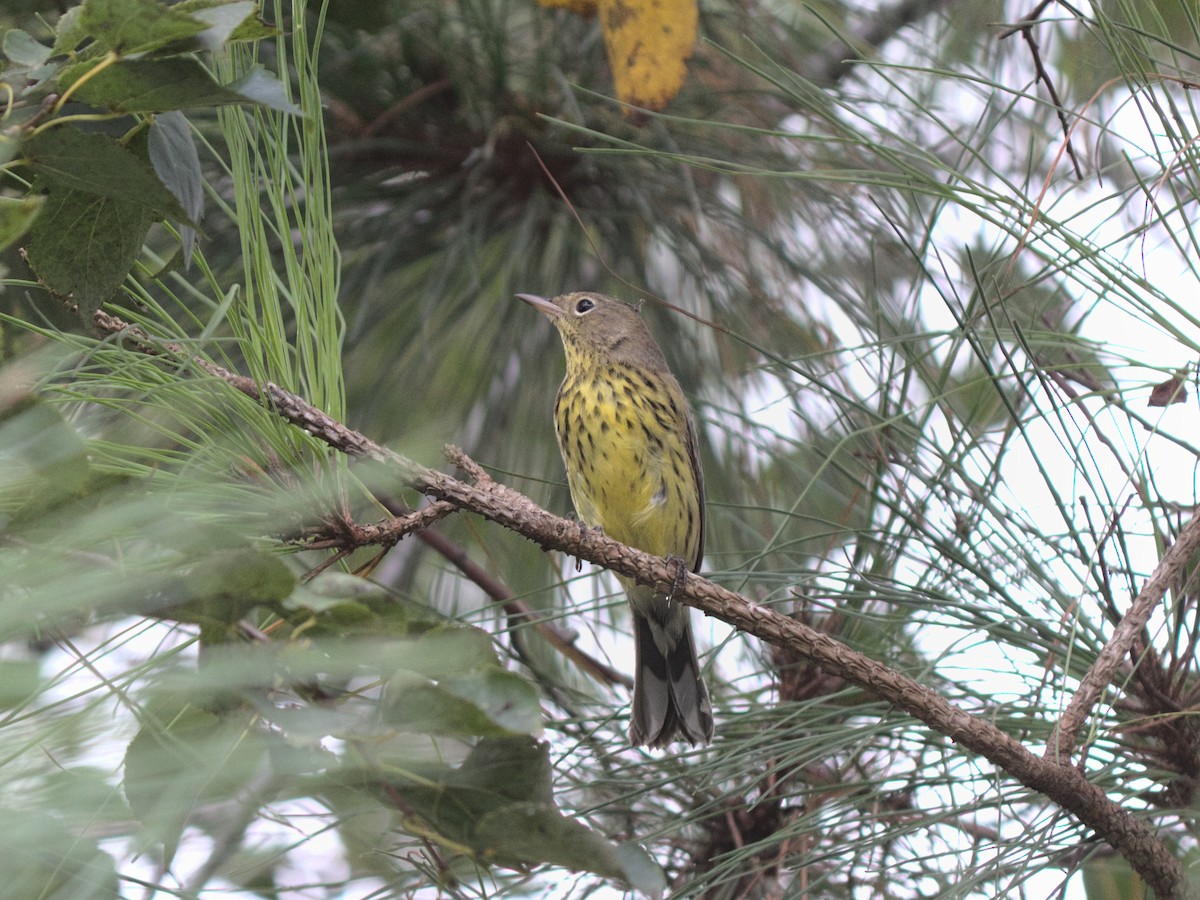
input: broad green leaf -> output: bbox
[394,737,662,889]
[0,815,118,899]
[124,703,265,862]
[439,669,543,734]
[26,127,193,224]
[0,30,61,100]
[188,0,280,43]
[148,112,202,263]
[0,134,16,167]
[1081,852,1146,899]
[0,400,91,519]
[385,669,542,737]
[2,29,50,68]
[390,626,501,680]
[386,680,514,736]
[941,366,1011,436]
[287,571,390,614]
[168,548,296,635]
[43,767,133,832]
[61,56,283,113]
[183,0,262,48]
[0,195,44,252]
[52,6,88,55]
[227,65,303,115]
[79,0,208,55]
[25,188,154,315]
[193,548,297,605]
[0,659,40,710]
[282,574,459,643]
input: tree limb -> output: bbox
[1045,506,1200,763]
[89,309,1194,899]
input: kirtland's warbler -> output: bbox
[518,291,713,748]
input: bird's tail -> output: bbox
[630,612,713,748]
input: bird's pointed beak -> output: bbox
[516,293,561,319]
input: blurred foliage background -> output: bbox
[3,0,1200,896]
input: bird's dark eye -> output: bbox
[574,298,595,314]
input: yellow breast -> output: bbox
[554,364,701,567]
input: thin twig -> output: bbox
[416,526,631,689]
[182,768,280,896]
[297,502,457,551]
[1045,507,1200,763]
[1000,2,1084,178]
[997,0,1056,40]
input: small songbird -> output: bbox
[518,291,713,748]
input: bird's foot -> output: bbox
[575,521,605,573]
[664,554,688,602]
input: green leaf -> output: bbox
[0,134,16,168]
[394,737,662,890]
[26,127,193,224]
[287,571,389,614]
[52,6,89,55]
[123,703,266,863]
[2,29,51,68]
[0,815,118,899]
[154,552,295,639]
[43,767,133,831]
[942,366,1011,437]
[80,0,273,54]
[148,112,202,263]
[172,548,297,633]
[1081,852,1147,899]
[0,195,44,253]
[439,669,543,734]
[0,400,91,519]
[0,660,41,710]
[195,0,279,43]
[183,0,263,48]
[0,29,60,101]
[61,56,287,113]
[386,680,508,736]
[79,0,208,55]
[227,65,304,116]
[25,188,153,315]
[385,668,542,737]
[283,573,454,641]
[391,626,503,680]
[195,549,297,607]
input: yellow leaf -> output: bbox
[538,0,598,16]
[598,0,697,112]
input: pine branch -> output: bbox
[90,308,1196,898]
[1046,507,1200,763]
